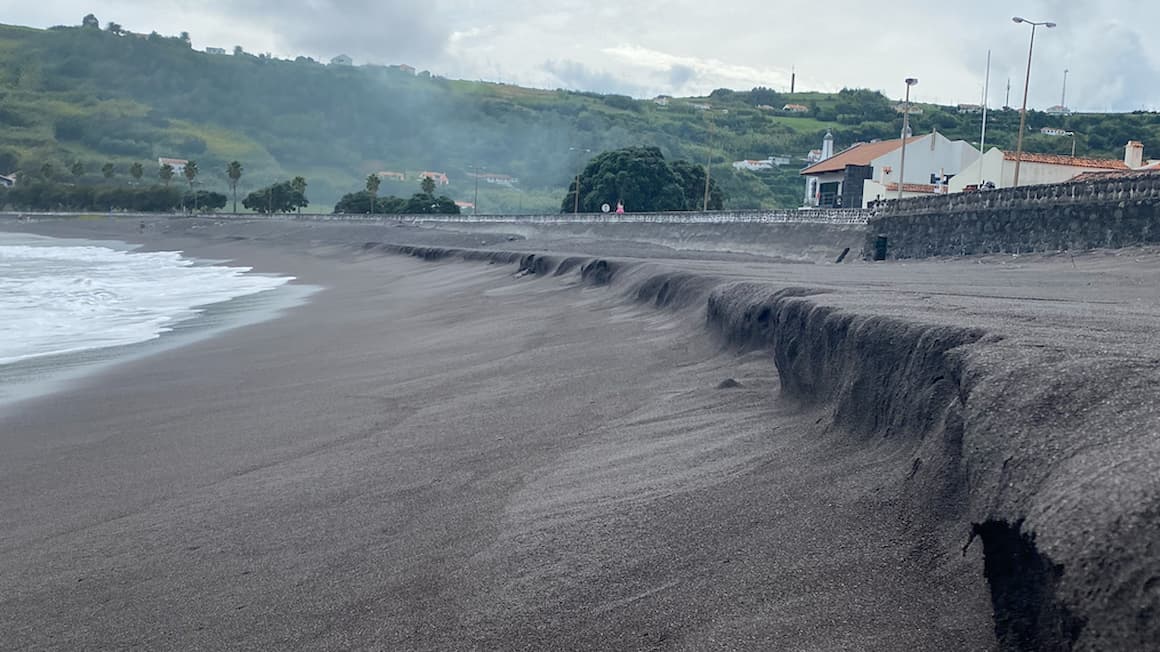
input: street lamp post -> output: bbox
[569,147,591,214]
[1065,131,1077,157]
[1012,16,1057,187]
[468,163,483,215]
[896,77,918,201]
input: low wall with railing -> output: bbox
[867,171,1160,258]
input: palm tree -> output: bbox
[290,176,307,214]
[365,173,381,214]
[129,162,143,184]
[183,160,199,212]
[226,161,243,213]
[159,163,174,187]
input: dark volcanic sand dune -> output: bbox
[2,216,1158,650]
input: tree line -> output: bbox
[333,175,460,214]
[0,157,317,213]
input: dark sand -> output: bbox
[2,216,1158,650]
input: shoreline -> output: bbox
[2,216,1158,648]
[0,229,316,411]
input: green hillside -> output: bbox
[1,20,1159,212]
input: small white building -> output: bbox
[733,156,791,171]
[157,157,187,174]
[330,54,353,66]
[205,47,226,55]
[0,173,15,188]
[948,148,1130,192]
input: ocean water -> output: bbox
[0,232,304,406]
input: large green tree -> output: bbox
[159,163,174,186]
[290,176,307,213]
[129,162,144,183]
[242,180,308,214]
[560,146,722,213]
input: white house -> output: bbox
[801,130,979,208]
[733,156,791,172]
[330,54,353,66]
[205,47,226,55]
[158,157,187,174]
[0,174,15,188]
[948,147,1131,192]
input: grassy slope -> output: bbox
[1,23,1157,212]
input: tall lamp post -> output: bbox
[468,163,484,215]
[569,147,591,214]
[896,77,918,200]
[1011,16,1056,187]
[1064,131,1077,157]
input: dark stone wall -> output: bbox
[865,171,1160,259]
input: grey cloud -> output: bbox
[542,59,648,97]
[199,0,452,64]
[667,64,696,89]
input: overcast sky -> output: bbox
[5,0,1159,112]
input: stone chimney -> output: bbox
[1125,141,1144,169]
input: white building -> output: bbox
[157,157,187,174]
[801,130,979,208]
[0,173,15,188]
[948,148,1130,192]
[733,156,792,171]
[330,54,353,66]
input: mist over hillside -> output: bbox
[1,19,1158,212]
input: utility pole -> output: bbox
[1006,78,1011,108]
[1061,68,1069,109]
[979,50,991,186]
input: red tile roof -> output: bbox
[1071,166,1160,182]
[1003,151,1128,169]
[801,136,924,175]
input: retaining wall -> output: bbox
[867,171,1160,259]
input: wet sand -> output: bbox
[2,216,1158,649]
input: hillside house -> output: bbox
[653,95,671,107]
[1046,104,1071,116]
[419,171,450,185]
[957,103,983,114]
[0,174,15,188]
[205,47,226,55]
[376,171,406,182]
[392,64,416,74]
[1041,127,1070,136]
[157,157,187,174]
[330,54,353,66]
[732,156,792,172]
[782,104,809,113]
[893,103,923,114]
[468,172,518,187]
[801,130,979,208]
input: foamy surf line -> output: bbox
[0,232,305,405]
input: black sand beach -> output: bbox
[2,216,1158,650]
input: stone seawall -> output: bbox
[867,171,1160,259]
